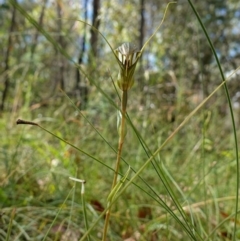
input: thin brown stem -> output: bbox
[102,90,128,241]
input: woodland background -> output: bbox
[1,0,240,240]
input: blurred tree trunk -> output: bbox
[30,0,48,59]
[76,0,87,88]
[1,2,16,111]
[139,0,145,50]
[138,0,145,90]
[56,0,65,90]
[90,0,100,57]
[75,0,89,109]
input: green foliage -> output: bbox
[1,0,240,240]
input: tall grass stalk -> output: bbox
[102,40,140,239]
[101,3,176,239]
[102,90,128,240]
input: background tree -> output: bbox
[1,1,16,110]
[90,0,101,58]
[75,0,89,109]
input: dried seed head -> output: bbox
[116,43,140,67]
[115,43,141,91]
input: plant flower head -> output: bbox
[115,42,141,91]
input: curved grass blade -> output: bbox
[140,2,176,52]
[187,1,239,240]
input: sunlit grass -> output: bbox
[1,1,240,240]
[1,78,240,240]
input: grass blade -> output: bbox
[187,1,239,240]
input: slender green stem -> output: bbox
[102,90,128,241]
[112,90,127,188]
